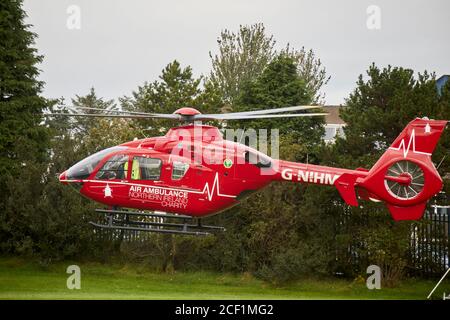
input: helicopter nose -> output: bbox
[59,171,68,185]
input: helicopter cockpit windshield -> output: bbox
[66,146,127,180]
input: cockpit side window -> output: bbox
[131,156,162,180]
[95,154,129,180]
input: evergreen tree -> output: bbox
[198,55,327,283]
[234,54,324,151]
[32,89,136,262]
[0,0,50,252]
[121,60,223,135]
[121,60,201,113]
[0,0,49,176]
[70,87,118,136]
[318,64,450,283]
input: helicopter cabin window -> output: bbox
[172,161,189,180]
[243,151,272,168]
[95,154,129,180]
[131,157,162,180]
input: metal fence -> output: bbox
[93,205,449,277]
[410,205,449,276]
[332,204,449,278]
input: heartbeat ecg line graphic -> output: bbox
[388,129,432,158]
[193,172,236,201]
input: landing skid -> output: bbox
[89,208,225,236]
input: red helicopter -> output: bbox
[49,106,448,235]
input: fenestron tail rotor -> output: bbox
[384,160,425,200]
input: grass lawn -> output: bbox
[0,256,447,300]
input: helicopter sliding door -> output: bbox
[127,155,169,208]
[129,156,162,181]
[127,154,190,212]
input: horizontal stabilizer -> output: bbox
[334,173,358,206]
[386,202,427,221]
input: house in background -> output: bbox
[437,75,449,96]
[323,105,345,143]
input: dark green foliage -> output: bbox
[0,0,51,258]
[121,60,223,135]
[209,23,276,104]
[233,54,324,147]
[2,161,98,263]
[0,1,109,263]
[324,64,450,284]
[0,0,49,178]
[121,60,201,114]
[179,56,328,284]
[337,64,448,164]
[209,23,329,106]
[1,2,447,286]
[280,45,330,104]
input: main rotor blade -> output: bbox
[205,105,322,118]
[60,106,172,117]
[67,106,153,116]
[44,113,182,120]
[194,113,328,120]
[44,105,327,121]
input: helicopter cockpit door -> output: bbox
[86,153,130,202]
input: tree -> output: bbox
[281,45,330,103]
[324,64,450,284]
[121,60,201,114]
[209,23,276,104]
[0,0,50,253]
[70,87,118,136]
[121,60,223,135]
[196,55,327,283]
[0,0,49,179]
[234,54,324,149]
[337,64,449,171]
[122,60,201,114]
[208,23,329,106]
[64,88,137,156]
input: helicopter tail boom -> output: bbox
[277,118,447,221]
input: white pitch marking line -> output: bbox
[427,268,450,299]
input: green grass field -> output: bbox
[0,256,447,300]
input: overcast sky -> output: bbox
[23,0,450,107]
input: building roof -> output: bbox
[437,74,449,82]
[436,75,449,96]
[323,105,346,125]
